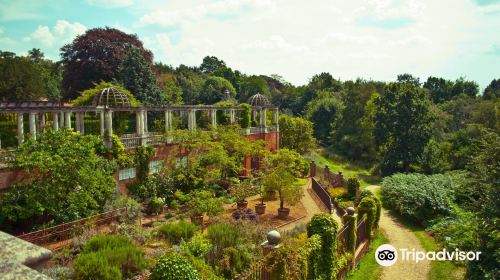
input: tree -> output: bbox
[483,78,500,100]
[27,48,44,63]
[0,56,45,101]
[418,138,450,174]
[176,64,205,104]
[119,47,164,105]
[262,167,302,210]
[237,75,270,103]
[278,114,316,154]
[199,56,226,75]
[304,92,344,144]
[200,76,236,104]
[452,77,479,98]
[157,73,183,105]
[423,76,454,103]
[374,82,434,175]
[0,130,116,232]
[397,73,421,87]
[60,27,153,100]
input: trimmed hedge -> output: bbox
[358,197,377,238]
[381,173,454,224]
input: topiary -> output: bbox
[150,251,201,280]
[306,213,338,280]
[358,197,377,238]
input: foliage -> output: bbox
[207,222,244,250]
[218,246,253,278]
[304,92,344,144]
[158,220,199,245]
[428,207,478,252]
[61,27,153,100]
[381,173,455,224]
[185,190,224,217]
[104,192,142,223]
[278,114,316,154]
[264,148,309,177]
[74,235,146,280]
[228,179,256,202]
[238,103,252,128]
[119,47,164,104]
[71,81,140,106]
[327,188,348,200]
[200,76,236,104]
[374,82,434,175]
[342,214,357,254]
[418,138,451,174]
[134,145,155,184]
[346,177,360,199]
[40,266,73,280]
[483,78,500,100]
[180,232,212,258]
[358,197,377,238]
[306,213,338,280]
[0,130,116,231]
[150,251,201,280]
[148,197,165,215]
[231,208,258,222]
[262,167,302,209]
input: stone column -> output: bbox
[99,111,105,138]
[65,111,72,129]
[187,109,196,131]
[79,112,85,134]
[17,113,24,144]
[136,111,144,136]
[29,112,37,140]
[273,108,279,125]
[75,112,84,133]
[229,109,236,124]
[105,110,113,147]
[144,111,148,133]
[259,109,267,128]
[38,112,45,134]
[52,112,59,131]
[210,109,217,128]
[59,111,65,128]
[164,110,172,131]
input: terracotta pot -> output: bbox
[236,200,248,209]
[255,203,267,215]
[277,208,290,220]
[190,215,204,226]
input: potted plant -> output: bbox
[254,178,267,215]
[263,168,303,219]
[185,190,224,226]
[229,179,256,209]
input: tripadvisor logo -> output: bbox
[375,244,481,267]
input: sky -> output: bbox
[0,0,499,89]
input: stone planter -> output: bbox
[255,203,267,215]
[277,208,290,220]
[190,215,204,226]
[237,200,248,209]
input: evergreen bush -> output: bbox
[158,220,199,245]
[73,252,121,280]
[150,251,201,280]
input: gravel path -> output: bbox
[367,185,430,280]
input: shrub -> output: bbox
[342,214,357,254]
[150,251,201,280]
[180,232,212,258]
[381,173,454,224]
[207,222,243,250]
[74,235,146,279]
[346,177,360,199]
[327,187,347,199]
[158,220,199,245]
[306,213,338,280]
[40,266,73,280]
[148,197,165,215]
[185,190,224,217]
[358,197,377,238]
[428,207,479,252]
[239,103,252,128]
[358,189,374,203]
[73,252,122,280]
[183,252,223,280]
[104,194,142,223]
[231,208,258,222]
[219,246,252,278]
[338,199,355,210]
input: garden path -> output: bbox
[366,185,431,280]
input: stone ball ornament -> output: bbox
[266,230,281,245]
[346,207,356,216]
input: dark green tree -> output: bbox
[452,77,479,98]
[304,92,344,144]
[483,78,500,100]
[176,64,205,104]
[200,76,236,104]
[423,76,455,103]
[278,114,316,154]
[199,56,226,75]
[374,82,434,175]
[119,48,164,105]
[0,55,45,101]
[397,73,421,87]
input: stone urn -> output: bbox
[277,208,290,219]
[236,200,248,209]
[255,203,267,215]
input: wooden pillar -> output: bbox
[52,112,59,131]
[29,112,37,140]
[17,113,24,144]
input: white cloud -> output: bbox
[24,20,86,47]
[87,0,133,8]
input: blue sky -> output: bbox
[1,0,499,89]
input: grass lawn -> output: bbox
[347,230,388,280]
[305,148,380,187]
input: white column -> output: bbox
[38,112,45,133]
[100,111,105,138]
[136,111,143,135]
[105,110,113,141]
[80,113,85,134]
[29,112,37,140]
[143,111,148,133]
[75,112,84,133]
[210,109,217,128]
[65,112,72,129]
[59,111,65,128]
[259,109,267,127]
[17,113,24,144]
[273,108,279,125]
[188,109,196,131]
[165,110,172,131]
[52,112,59,131]
[229,109,236,124]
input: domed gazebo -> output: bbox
[247,93,271,107]
[92,87,131,108]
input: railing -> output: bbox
[336,225,349,255]
[17,207,127,245]
[234,259,270,280]
[356,217,367,249]
[311,178,334,213]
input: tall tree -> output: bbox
[200,76,236,104]
[175,64,205,104]
[0,56,45,101]
[374,82,434,175]
[278,114,316,154]
[60,27,153,100]
[199,56,226,75]
[397,73,421,87]
[483,78,500,100]
[304,92,344,144]
[452,77,479,98]
[423,76,454,103]
[119,47,164,105]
